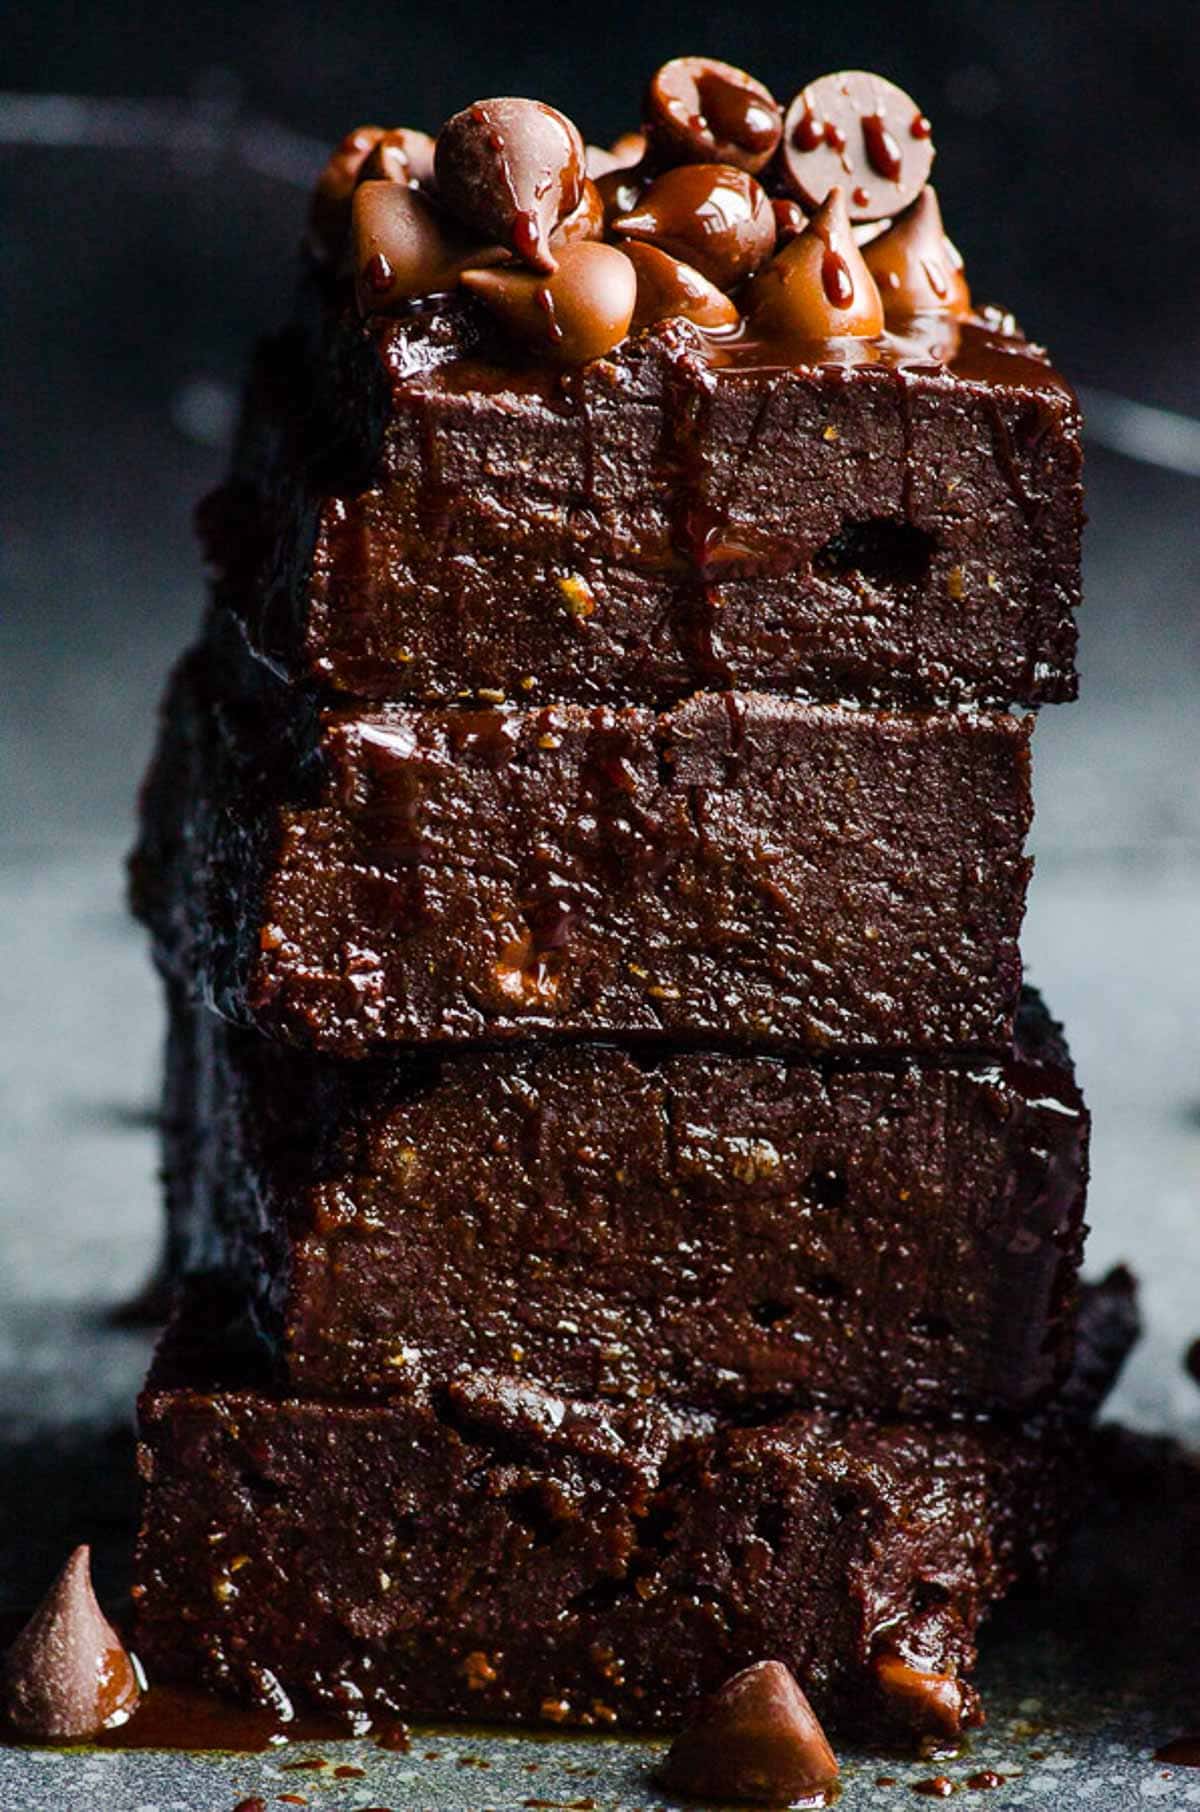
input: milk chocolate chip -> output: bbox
[2,1546,141,1741]
[359,126,437,188]
[352,182,508,314]
[645,56,782,174]
[624,242,740,330]
[661,1660,839,1805]
[875,1654,975,1744]
[613,163,775,289]
[435,97,586,272]
[745,187,884,338]
[586,131,646,178]
[461,240,637,364]
[308,124,384,263]
[780,71,935,221]
[551,178,605,251]
[863,186,970,318]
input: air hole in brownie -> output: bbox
[754,1500,788,1550]
[568,1575,632,1615]
[508,1482,571,1547]
[812,518,934,588]
[912,1581,952,1613]
[804,1163,848,1209]
[807,1273,844,1302]
[911,1313,954,1340]
[752,1298,792,1328]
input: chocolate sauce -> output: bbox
[1155,1736,1200,1765]
[792,105,824,152]
[965,1771,1005,1790]
[912,1779,956,1798]
[821,247,855,307]
[863,113,903,182]
[89,1682,348,1752]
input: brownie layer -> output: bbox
[133,1279,1134,1741]
[133,639,1033,1058]
[202,296,1082,708]
[165,986,1088,1417]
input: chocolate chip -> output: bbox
[660,1660,839,1805]
[612,163,775,290]
[551,178,605,252]
[772,196,809,245]
[779,71,935,221]
[352,182,508,315]
[435,97,586,273]
[874,1654,973,1743]
[359,126,437,188]
[461,240,637,365]
[595,164,648,226]
[2,1546,141,1741]
[745,187,884,339]
[624,242,740,331]
[645,57,782,174]
[862,187,971,319]
[308,123,385,263]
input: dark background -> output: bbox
[1,0,1197,1469]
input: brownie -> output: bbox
[133,640,1033,1058]
[164,986,1088,1417]
[202,293,1082,708]
[132,1279,1134,1741]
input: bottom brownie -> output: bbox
[132,1279,1136,1742]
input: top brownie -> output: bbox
[202,67,1082,709]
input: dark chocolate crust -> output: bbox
[202,294,1082,709]
[132,640,1033,1058]
[133,1280,1133,1740]
[165,986,1088,1417]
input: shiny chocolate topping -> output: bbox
[863,185,971,318]
[352,182,507,312]
[313,57,987,369]
[435,97,586,272]
[645,56,782,174]
[660,1660,839,1805]
[2,1546,141,1742]
[745,187,884,338]
[780,70,935,220]
[461,240,637,364]
[624,241,740,330]
[612,162,775,288]
[308,123,385,263]
[358,125,436,188]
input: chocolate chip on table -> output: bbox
[612,162,775,289]
[1,1546,141,1741]
[644,56,782,174]
[435,97,586,272]
[745,187,884,339]
[352,182,508,314]
[461,240,637,365]
[780,70,935,221]
[874,1653,973,1743]
[660,1659,839,1805]
[624,242,740,331]
[862,187,971,319]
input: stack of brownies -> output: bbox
[130,61,1134,1745]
